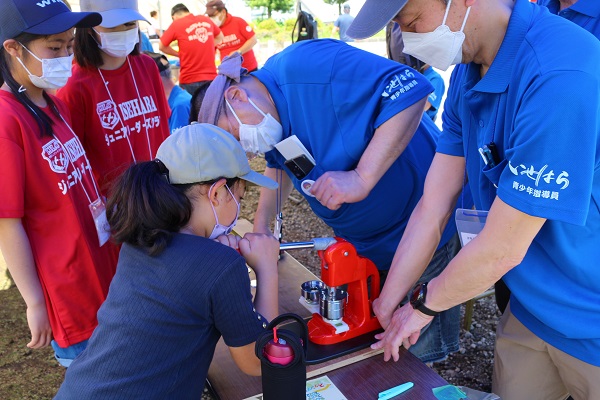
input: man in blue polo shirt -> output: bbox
[348,0,600,398]
[538,0,600,38]
[197,39,466,363]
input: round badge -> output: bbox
[301,179,315,197]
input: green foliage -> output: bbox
[257,18,279,31]
[251,15,385,50]
[283,18,297,30]
[245,0,294,18]
[253,18,285,42]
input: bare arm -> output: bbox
[374,153,464,327]
[236,35,257,55]
[310,97,426,210]
[0,218,52,348]
[253,167,294,234]
[426,197,545,311]
[423,100,432,112]
[228,232,280,376]
[373,172,546,361]
[214,32,224,46]
[158,42,179,57]
[229,343,261,375]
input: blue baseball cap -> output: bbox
[0,0,102,42]
[347,0,408,40]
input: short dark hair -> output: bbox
[150,10,158,18]
[0,32,60,138]
[74,27,140,69]
[107,160,240,256]
[189,81,212,124]
[171,3,189,16]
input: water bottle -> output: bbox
[256,313,307,400]
[263,327,295,365]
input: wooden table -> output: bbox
[207,220,449,399]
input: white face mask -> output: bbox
[402,0,471,71]
[16,45,73,90]
[208,184,240,239]
[93,27,140,58]
[226,98,283,155]
[210,14,224,27]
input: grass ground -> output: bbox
[0,255,65,399]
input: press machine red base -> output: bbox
[307,238,381,345]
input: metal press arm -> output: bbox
[279,238,337,251]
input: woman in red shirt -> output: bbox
[0,1,118,366]
[57,0,170,196]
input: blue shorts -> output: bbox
[51,339,89,367]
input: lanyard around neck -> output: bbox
[57,114,102,204]
[97,56,153,162]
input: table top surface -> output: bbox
[207,220,448,400]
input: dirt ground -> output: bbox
[0,157,499,399]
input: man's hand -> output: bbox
[372,297,394,329]
[371,303,433,362]
[310,170,370,210]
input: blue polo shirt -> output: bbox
[538,0,600,38]
[168,85,192,134]
[438,0,600,365]
[253,39,456,271]
[422,67,445,122]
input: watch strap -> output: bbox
[415,302,439,317]
[411,282,439,317]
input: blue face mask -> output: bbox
[208,183,240,239]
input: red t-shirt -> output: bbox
[161,14,222,84]
[57,54,170,195]
[0,91,119,347]
[217,14,258,71]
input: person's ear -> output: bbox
[208,178,228,207]
[3,39,23,58]
[224,85,249,105]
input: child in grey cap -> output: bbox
[55,123,280,399]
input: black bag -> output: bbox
[255,313,308,400]
[292,9,318,43]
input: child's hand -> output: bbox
[239,233,279,275]
[26,304,52,349]
[213,234,241,252]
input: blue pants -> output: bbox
[380,234,461,363]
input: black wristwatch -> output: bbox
[410,283,439,317]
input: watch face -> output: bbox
[410,284,424,307]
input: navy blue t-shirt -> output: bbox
[255,39,456,270]
[55,234,265,399]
